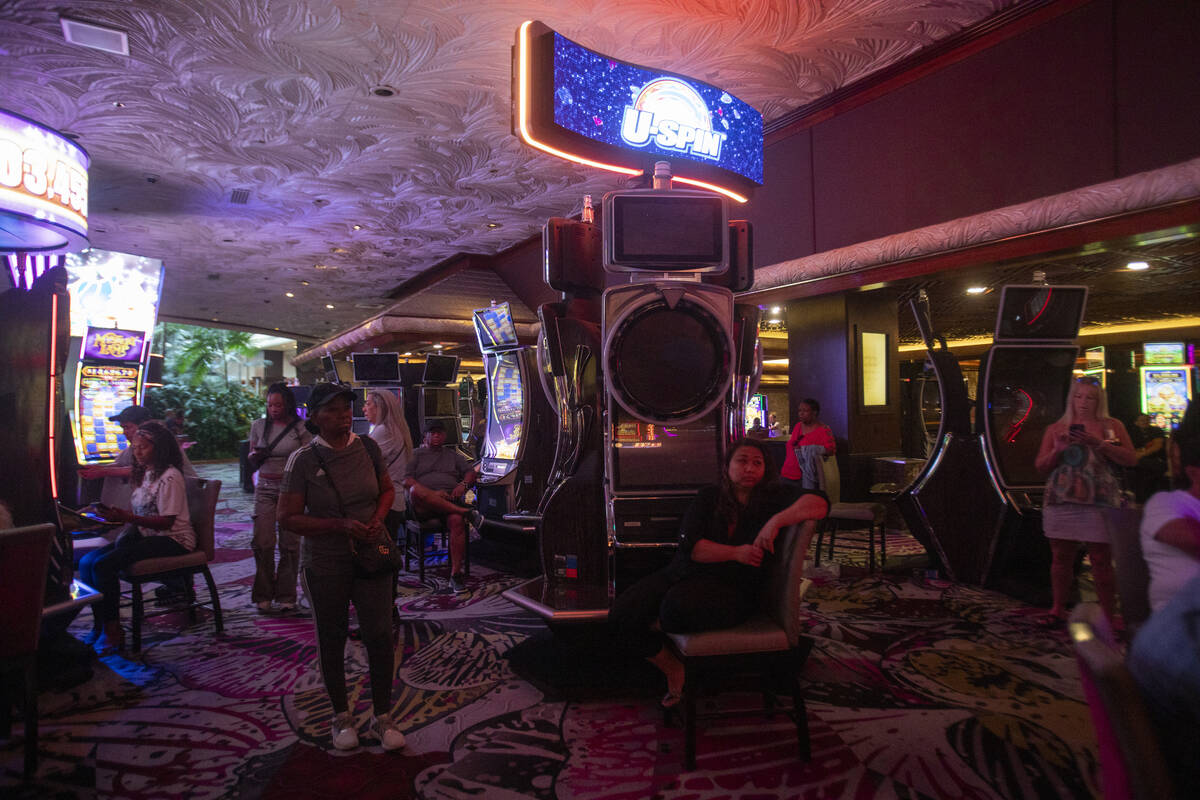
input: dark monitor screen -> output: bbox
[605,191,727,271]
[983,345,1078,488]
[423,354,459,385]
[352,352,400,383]
[320,354,338,381]
[291,385,312,418]
[421,386,458,418]
[995,285,1087,341]
[610,406,722,491]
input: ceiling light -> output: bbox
[770,306,781,314]
[325,304,335,309]
[486,222,501,229]
[300,280,309,286]
[402,352,412,356]
[330,247,348,254]
[112,101,125,108]
[370,85,397,97]
[61,16,129,55]
[432,344,443,350]
[1126,261,1150,271]
[966,286,988,294]
[352,224,363,231]
[285,292,294,298]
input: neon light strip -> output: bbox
[516,21,748,205]
[0,185,88,230]
[1005,388,1032,443]
[1027,287,1051,326]
[49,292,59,499]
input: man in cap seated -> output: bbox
[401,419,481,593]
[79,405,197,509]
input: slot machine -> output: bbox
[472,301,554,522]
[979,285,1087,603]
[71,326,148,466]
[413,354,463,446]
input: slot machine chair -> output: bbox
[402,512,470,584]
[1069,603,1175,800]
[814,456,888,573]
[119,478,224,652]
[0,523,56,778]
[664,521,817,770]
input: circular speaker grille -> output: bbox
[606,297,731,423]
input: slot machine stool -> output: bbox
[402,516,470,583]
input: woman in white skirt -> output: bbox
[1035,376,1136,622]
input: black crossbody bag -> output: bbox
[310,440,404,577]
[248,419,300,473]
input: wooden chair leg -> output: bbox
[131,580,145,652]
[22,659,37,778]
[186,576,199,624]
[880,522,887,570]
[868,525,876,573]
[201,567,224,635]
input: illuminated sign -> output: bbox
[0,108,89,253]
[65,248,164,339]
[515,21,762,202]
[5,252,65,291]
[1143,342,1185,365]
[83,327,146,362]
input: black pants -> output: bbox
[301,565,394,715]
[609,567,758,659]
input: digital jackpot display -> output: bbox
[65,248,164,339]
[473,302,519,350]
[515,21,763,202]
[0,108,89,253]
[487,352,525,461]
[744,393,766,433]
[73,326,147,465]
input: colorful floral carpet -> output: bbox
[1,462,1101,799]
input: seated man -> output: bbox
[1140,435,1200,612]
[401,420,481,592]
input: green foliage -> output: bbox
[145,322,268,459]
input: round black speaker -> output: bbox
[605,296,731,424]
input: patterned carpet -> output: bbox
[1,462,1102,799]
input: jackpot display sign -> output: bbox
[0,108,89,253]
[515,21,763,201]
[1140,366,1192,431]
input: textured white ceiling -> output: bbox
[0,0,1024,340]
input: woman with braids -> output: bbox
[608,438,828,707]
[78,421,194,652]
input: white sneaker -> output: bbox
[371,714,406,751]
[331,711,359,750]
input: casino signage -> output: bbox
[83,327,146,362]
[0,109,90,254]
[515,21,763,202]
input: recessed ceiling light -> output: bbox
[285,292,294,298]
[300,280,310,286]
[325,304,335,309]
[432,344,443,350]
[370,85,397,97]
[966,286,988,294]
[330,247,348,254]
[352,224,363,231]
[402,352,412,356]
[1126,261,1150,271]
[112,101,125,108]
[486,222,501,229]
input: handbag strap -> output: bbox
[259,418,300,459]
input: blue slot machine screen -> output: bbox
[487,352,524,461]
[474,303,519,350]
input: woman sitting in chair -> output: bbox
[609,438,828,707]
[78,421,195,652]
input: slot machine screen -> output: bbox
[422,386,458,418]
[74,364,141,464]
[423,354,459,385]
[487,352,525,461]
[744,393,766,433]
[994,285,1087,341]
[320,354,339,383]
[610,407,722,490]
[291,385,312,418]
[604,191,728,272]
[982,346,1078,488]
[351,352,400,383]
[473,303,519,350]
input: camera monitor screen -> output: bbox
[994,285,1087,342]
[604,190,728,272]
[351,352,400,383]
[422,354,459,385]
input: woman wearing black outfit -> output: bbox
[277,383,404,751]
[609,438,828,706]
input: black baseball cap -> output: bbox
[306,382,356,412]
[110,405,153,425]
[424,419,446,433]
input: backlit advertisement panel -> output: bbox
[65,248,164,339]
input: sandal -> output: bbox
[660,690,683,709]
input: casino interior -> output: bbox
[2,1,1199,797]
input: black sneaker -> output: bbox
[449,573,467,593]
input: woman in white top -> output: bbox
[78,421,194,651]
[363,388,414,541]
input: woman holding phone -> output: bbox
[1035,376,1136,624]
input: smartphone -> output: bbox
[1069,424,1084,433]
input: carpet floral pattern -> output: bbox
[1,462,1101,799]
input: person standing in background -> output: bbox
[248,383,312,613]
[363,389,414,541]
[780,398,836,488]
[1034,376,1136,624]
[1129,413,1169,503]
